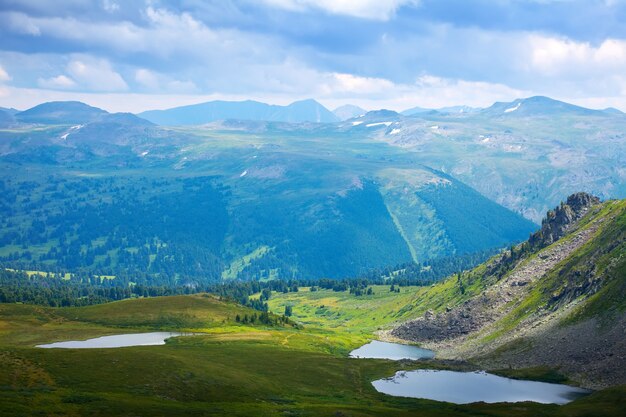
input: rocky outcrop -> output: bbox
[391,215,604,344]
[529,192,600,248]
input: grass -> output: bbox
[266,286,424,340]
[0,293,625,416]
[491,366,570,384]
[478,199,626,341]
[1,196,625,416]
[222,245,272,280]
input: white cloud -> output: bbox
[2,5,626,113]
[135,68,197,93]
[529,36,626,75]
[102,0,120,13]
[66,58,128,91]
[3,11,41,35]
[135,68,160,90]
[37,74,76,89]
[261,0,419,20]
[319,74,529,111]
[166,80,197,93]
[322,73,395,94]
[0,65,11,82]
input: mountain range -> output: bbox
[138,99,339,125]
[0,96,624,281]
[0,99,537,282]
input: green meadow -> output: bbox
[1,292,624,416]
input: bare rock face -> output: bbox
[529,192,600,248]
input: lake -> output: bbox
[36,332,191,349]
[372,370,591,404]
[349,340,435,360]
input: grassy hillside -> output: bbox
[265,285,423,338]
[391,197,626,388]
[0,121,535,282]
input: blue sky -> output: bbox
[1,0,625,112]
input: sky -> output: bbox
[1,0,626,113]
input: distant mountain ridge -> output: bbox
[333,104,367,121]
[402,105,479,116]
[482,96,613,117]
[138,99,339,125]
[15,101,108,124]
[0,109,16,127]
[0,107,20,115]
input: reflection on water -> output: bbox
[372,370,591,404]
[349,340,434,360]
[37,332,192,348]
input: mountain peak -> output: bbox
[333,104,366,120]
[364,109,400,118]
[484,96,604,117]
[16,101,108,124]
[529,192,601,248]
[289,98,320,106]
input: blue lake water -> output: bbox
[372,370,591,404]
[36,332,190,348]
[349,340,435,360]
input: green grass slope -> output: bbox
[391,197,626,388]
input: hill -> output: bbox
[402,105,478,116]
[0,107,19,115]
[333,104,366,120]
[15,101,108,124]
[138,99,339,125]
[0,109,15,127]
[481,96,608,117]
[391,193,626,388]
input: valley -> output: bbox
[1,100,625,417]
[0,102,539,282]
[2,2,626,415]
[0,187,625,415]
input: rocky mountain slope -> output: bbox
[367,98,626,223]
[391,193,626,388]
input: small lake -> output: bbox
[349,340,435,360]
[372,370,591,404]
[37,332,191,349]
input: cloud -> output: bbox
[134,68,197,93]
[3,11,41,35]
[316,73,530,111]
[37,74,75,89]
[166,80,197,93]
[529,36,626,75]
[1,2,626,112]
[324,73,395,94]
[0,65,11,82]
[135,68,160,90]
[102,0,120,13]
[260,0,420,20]
[66,58,128,91]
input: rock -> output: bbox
[529,192,600,249]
